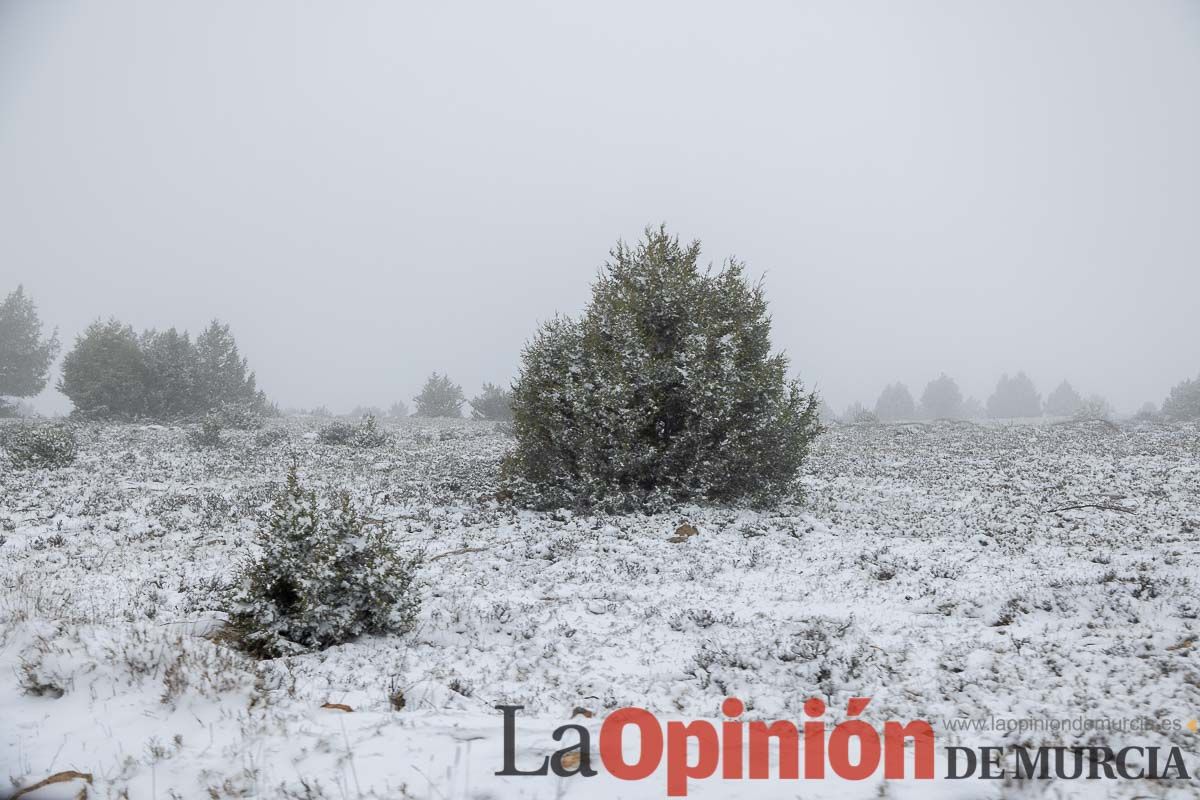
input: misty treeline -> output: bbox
[846,371,1187,424]
[3,221,1200,503]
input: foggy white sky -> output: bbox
[2,0,1198,415]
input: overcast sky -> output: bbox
[2,0,1197,415]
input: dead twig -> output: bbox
[427,538,516,562]
[1044,502,1135,515]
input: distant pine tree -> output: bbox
[194,320,268,415]
[0,285,59,416]
[141,328,200,419]
[986,372,1041,419]
[873,382,915,421]
[1043,380,1084,417]
[1162,375,1200,421]
[470,382,513,421]
[919,374,964,419]
[59,319,148,419]
[414,373,465,417]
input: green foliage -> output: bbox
[0,422,79,469]
[503,225,821,511]
[59,320,148,420]
[920,374,964,419]
[414,373,465,417]
[317,415,389,447]
[1162,376,1200,421]
[225,466,421,657]
[58,318,269,421]
[0,286,59,403]
[470,382,513,421]
[873,383,915,421]
[187,415,227,449]
[986,372,1042,419]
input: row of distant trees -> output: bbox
[330,375,514,421]
[842,370,1200,423]
[3,283,1199,425]
[0,284,514,422]
[0,285,267,420]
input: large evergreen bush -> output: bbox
[503,226,820,511]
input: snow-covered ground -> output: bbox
[1,417,1197,799]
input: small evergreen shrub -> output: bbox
[225,467,421,657]
[254,427,290,448]
[387,400,409,419]
[187,415,227,449]
[317,416,389,448]
[214,402,264,430]
[470,382,513,421]
[503,226,820,511]
[1,423,78,469]
[316,420,355,445]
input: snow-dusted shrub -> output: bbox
[316,419,355,445]
[986,371,1041,418]
[1162,375,1200,421]
[503,226,820,511]
[317,415,389,448]
[187,415,227,449]
[843,402,878,425]
[470,382,513,421]
[1074,394,1112,420]
[214,401,264,430]
[1,422,78,469]
[414,373,465,417]
[225,466,421,657]
[254,427,290,448]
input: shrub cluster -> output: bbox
[503,226,820,511]
[317,415,389,448]
[225,466,421,657]
[58,319,270,421]
[0,422,79,469]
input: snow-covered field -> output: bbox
[2,417,1197,799]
